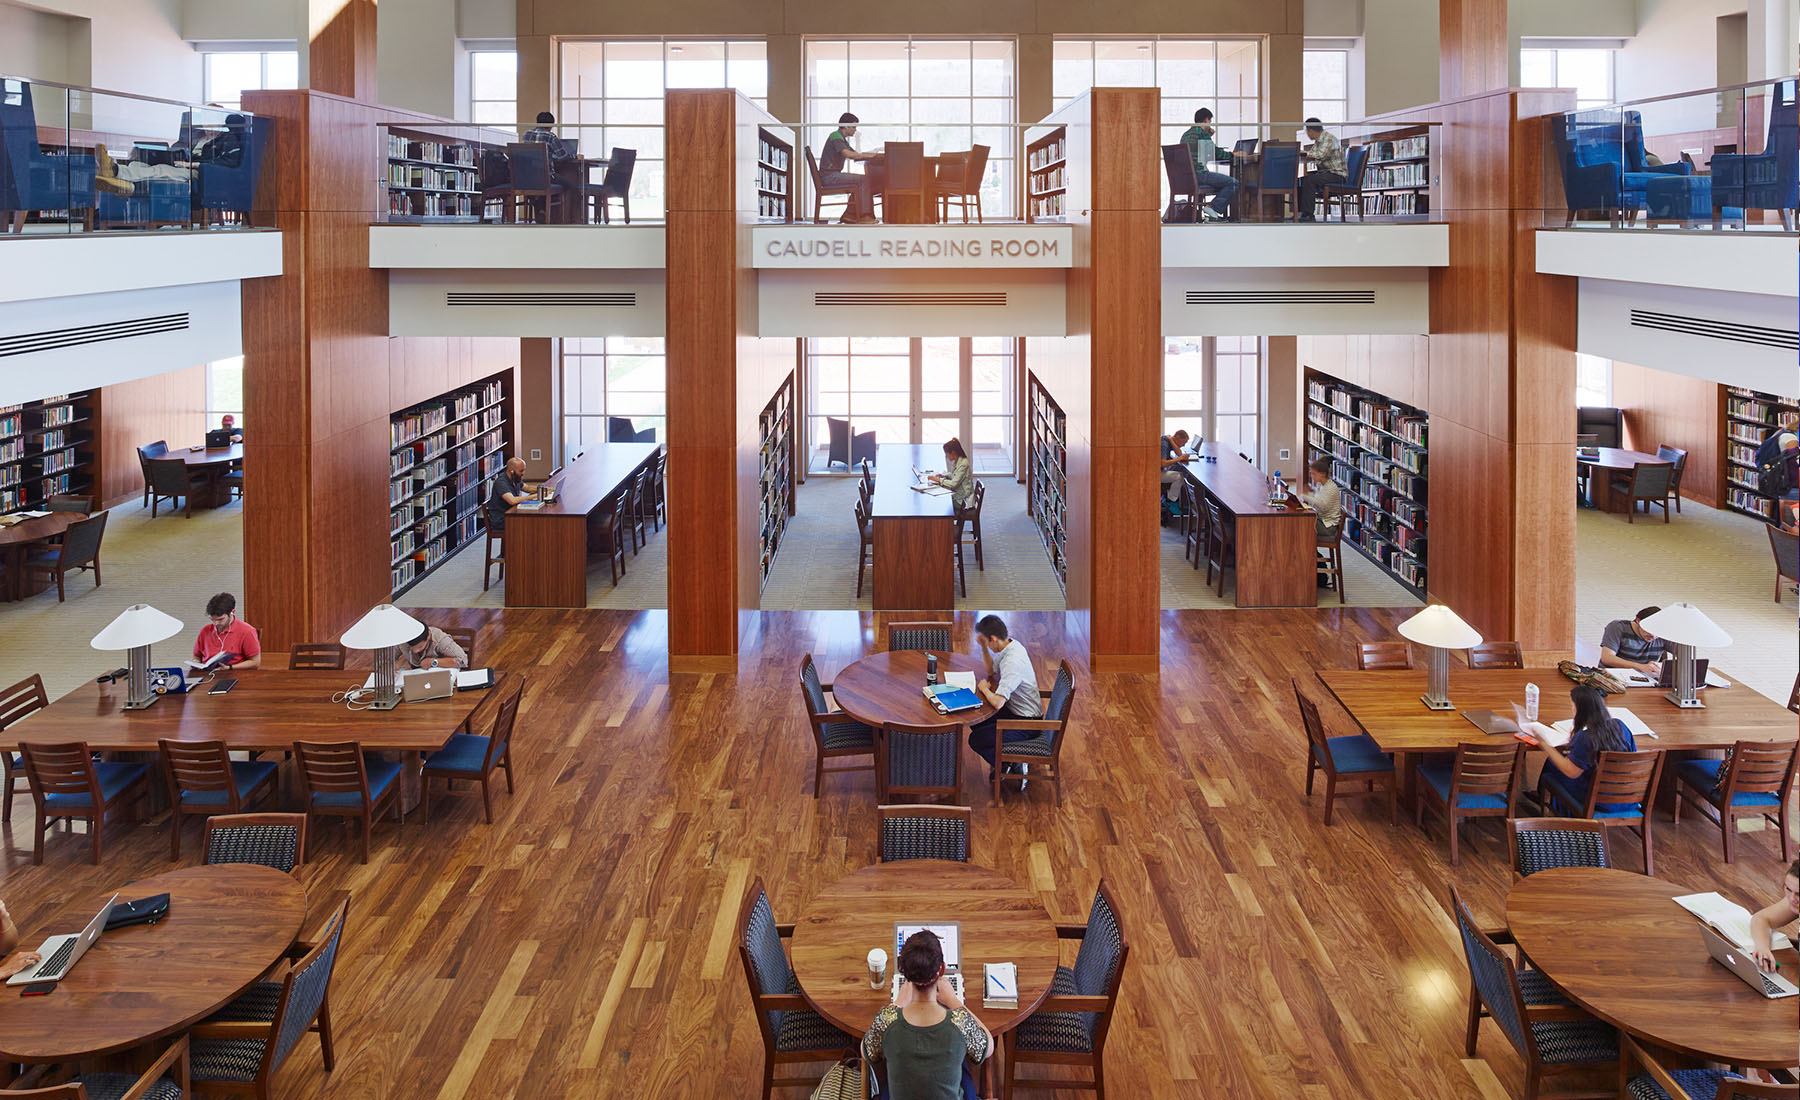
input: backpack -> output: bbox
[1163,198,1199,224]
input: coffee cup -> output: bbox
[867,947,888,988]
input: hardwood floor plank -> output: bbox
[579,917,648,1068]
[432,940,538,1100]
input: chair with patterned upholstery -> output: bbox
[1468,641,1525,670]
[21,740,150,865]
[1449,885,1616,1100]
[0,1036,189,1099]
[1620,1033,1795,1100]
[1417,741,1523,866]
[878,804,970,862]
[886,621,952,653]
[1356,641,1413,670]
[799,654,875,798]
[159,739,279,860]
[1538,749,1664,875]
[1508,818,1610,881]
[288,643,345,671]
[1005,880,1129,1099]
[204,813,308,875]
[994,659,1078,805]
[0,673,48,823]
[1673,739,1797,864]
[877,723,964,803]
[421,674,521,824]
[1294,679,1396,826]
[736,877,857,1099]
[293,740,402,865]
[189,898,348,1098]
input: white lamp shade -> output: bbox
[340,604,424,651]
[1639,602,1732,648]
[1397,604,1483,650]
[90,604,184,651]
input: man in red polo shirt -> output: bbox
[193,592,262,670]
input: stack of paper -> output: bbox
[1674,892,1793,951]
[983,962,1018,1008]
[1550,706,1658,741]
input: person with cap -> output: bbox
[819,112,883,224]
[1296,117,1346,222]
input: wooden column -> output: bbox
[307,0,378,101]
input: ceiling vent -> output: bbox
[0,312,189,358]
[813,291,1007,307]
[445,291,637,307]
[1184,289,1377,305]
[1628,309,1798,351]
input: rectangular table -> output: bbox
[1181,442,1318,607]
[502,442,660,608]
[871,443,956,610]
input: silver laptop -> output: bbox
[400,667,454,702]
[7,893,119,986]
[1701,923,1798,998]
[1460,708,1520,735]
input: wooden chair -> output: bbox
[1769,524,1798,604]
[1316,527,1345,604]
[43,494,94,513]
[1673,739,1797,863]
[804,146,859,224]
[1609,461,1674,524]
[736,877,857,1100]
[1004,880,1129,1100]
[627,466,651,554]
[189,898,349,1098]
[422,674,521,823]
[1448,885,1617,1100]
[1356,641,1413,671]
[289,643,346,670]
[586,146,635,224]
[958,479,986,572]
[1654,444,1688,513]
[1180,480,1205,570]
[0,1037,189,1100]
[1620,1033,1795,1100]
[589,494,629,586]
[1508,818,1610,880]
[1416,741,1524,865]
[1468,641,1525,670]
[293,739,403,864]
[1202,497,1235,597]
[20,740,150,865]
[933,144,989,223]
[652,450,667,529]
[504,142,564,224]
[25,510,107,601]
[887,621,951,652]
[137,439,168,507]
[483,527,504,591]
[854,497,875,598]
[994,660,1078,806]
[881,141,927,223]
[0,673,48,823]
[1538,749,1664,875]
[1790,674,1799,714]
[159,738,279,859]
[204,812,308,875]
[1293,679,1397,826]
[147,457,208,517]
[443,626,477,667]
[876,723,964,803]
[799,654,875,797]
[878,803,971,862]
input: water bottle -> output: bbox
[926,653,939,685]
[1525,682,1540,723]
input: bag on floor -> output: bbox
[1163,198,1199,224]
[810,1057,871,1100]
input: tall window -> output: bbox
[806,337,1016,475]
[469,50,517,127]
[1574,354,1612,408]
[560,40,769,219]
[207,355,244,428]
[1052,39,1262,152]
[560,338,667,454]
[803,39,1017,220]
[1520,48,1615,110]
[201,51,298,111]
[1303,49,1350,126]
[1163,336,1262,461]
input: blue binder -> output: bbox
[925,685,983,713]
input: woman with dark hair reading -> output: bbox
[861,929,991,1100]
[929,437,975,511]
[1522,683,1637,812]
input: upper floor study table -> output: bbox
[871,443,957,611]
[1179,442,1318,607]
[502,442,660,608]
[0,510,85,601]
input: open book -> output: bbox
[1674,892,1792,952]
[184,651,230,672]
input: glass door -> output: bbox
[806,337,1016,474]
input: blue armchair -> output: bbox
[1712,81,1799,230]
[0,79,96,233]
[1554,110,1689,226]
[195,113,271,225]
[97,177,192,229]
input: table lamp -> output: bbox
[340,603,423,710]
[1396,604,1482,711]
[1639,602,1731,709]
[90,604,185,710]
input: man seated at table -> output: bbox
[819,112,883,225]
[968,614,1044,788]
[1598,605,1666,679]
[486,457,530,535]
[398,624,469,671]
[1160,429,1194,520]
[522,111,582,218]
[1296,117,1346,222]
[1178,108,1240,221]
[206,414,242,448]
[194,591,261,670]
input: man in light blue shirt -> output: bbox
[969,615,1044,786]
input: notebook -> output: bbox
[924,684,983,713]
[984,963,1018,1008]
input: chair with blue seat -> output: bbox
[0,1036,190,1099]
[1004,879,1129,1099]
[0,673,49,823]
[878,803,970,862]
[204,813,307,875]
[1321,143,1370,221]
[799,654,875,797]
[421,674,521,824]
[1294,679,1396,826]
[1449,885,1616,1100]
[0,79,98,233]
[158,739,278,861]
[994,659,1078,805]
[1508,818,1610,881]
[1538,749,1663,875]
[735,876,858,1100]
[1673,739,1796,864]
[1620,1034,1795,1100]
[1417,740,1523,865]
[294,740,403,864]
[1712,82,1799,231]
[1253,140,1300,221]
[194,114,270,227]
[20,739,150,865]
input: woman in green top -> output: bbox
[930,438,976,511]
[863,930,991,1100]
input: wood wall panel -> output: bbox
[96,367,207,509]
[307,0,379,102]
[1511,441,1576,646]
[1438,0,1508,104]
[1612,362,1724,508]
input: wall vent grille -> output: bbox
[445,291,637,307]
[1627,308,1798,351]
[0,312,190,358]
[813,291,1007,307]
[1184,289,1377,305]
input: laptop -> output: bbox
[400,667,454,702]
[1657,659,1709,689]
[7,893,119,986]
[1461,708,1520,735]
[1701,923,1798,999]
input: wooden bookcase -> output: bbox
[388,372,511,595]
[758,373,795,588]
[385,127,498,223]
[1357,129,1431,218]
[1723,385,1799,521]
[1303,370,1428,596]
[1026,374,1068,593]
[1026,127,1067,223]
[756,127,794,222]
[0,391,99,515]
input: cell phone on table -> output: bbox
[208,678,238,695]
[20,982,54,996]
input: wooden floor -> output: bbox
[0,607,1789,1099]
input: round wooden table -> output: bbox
[1506,867,1798,1069]
[1576,447,1664,514]
[830,650,998,731]
[169,443,244,509]
[0,864,308,1062]
[789,861,1060,1036]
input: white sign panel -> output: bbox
[753,225,1073,269]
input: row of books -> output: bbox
[389,192,476,218]
[0,412,19,438]
[41,472,71,496]
[1310,410,1429,474]
[392,558,418,591]
[758,136,791,171]
[39,430,67,452]
[387,163,478,191]
[1727,395,1793,423]
[1727,485,1777,519]
[1029,167,1066,194]
[390,450,414,478]
[1027,136,1066,170]
[39,403,78,427]
[1366,162,1427,189]
[387,136,477,166]
[0,439,22,464]
[1369,136,1428,161]
[1309,380,1428,444]
[1362,191,1428,216]
[757,195,790,220]
[756,166,788,195]
[391,530,415,564]
[1029,193,1067,219]
[37,451,75,475]
[0,466,19,490]
[1728,422,1766,446]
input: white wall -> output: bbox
[1362,0,1438,113]
[17,0,199,103]
[1513,0,1635,38]
[1617,0,1800,102]
[0,2,86,85]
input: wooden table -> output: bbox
[789,861,1060,1038]
[1577,447,1663,514]
[0,511,84,601]
[1507,867,1797,1069]
[830,650,997,732]
[168,443,243,508]
[503,442,659,608]
[870,444,957,611]
[0,864,307,1063]
[867,152,947,224]
[1180,442,1318,607]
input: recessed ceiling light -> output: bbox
[669,45,684,54]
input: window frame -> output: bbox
[1302,47,1351,127]
[804,336,1017,475]
[467,48,518,128]
[1519,47,1617,111]
[200,50,298,111]
[558,336,669,457]
[1162,336,1263,464]
[206,355,245,429]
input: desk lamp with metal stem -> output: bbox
[340,604,424,710]
[1396,604,1483,711]
[90,604,185,710]
[1639,602,1731,709]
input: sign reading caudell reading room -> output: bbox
[751,225,1074,270]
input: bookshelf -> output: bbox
[1357,129,1431,218]
[1303,370,1428,596]
[758,373,795,589]
[1026,374,1067,593]
[385,127,499,223]
[388,372,512,595]
[0,391,98,515]
[756,127,794,222]
[1026,128,1067,223]
[1723,385,1799,521]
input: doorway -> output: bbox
[804,337,1017,476]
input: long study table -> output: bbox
[1180,442,1318,607]
[871,443,956,610]
[503,442,660,607]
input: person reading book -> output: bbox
[1751,859,1800,973]
[1520,684,1635,811]
[862,928,991,1100]
[968,614,1043,787]
[193,591,261,670]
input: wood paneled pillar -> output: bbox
[306,0,378,101]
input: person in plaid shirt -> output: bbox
[1297,117,1346,222]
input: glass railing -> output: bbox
[1537,77,1798,232]
[0,75,274,236]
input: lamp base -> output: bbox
[1420,695,1456,711]
[122,695,158,711]
[365,691,401,711]
[1662,689,1705,709]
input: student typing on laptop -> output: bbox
[0,899,40,981]
[1750,859,1800,973]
